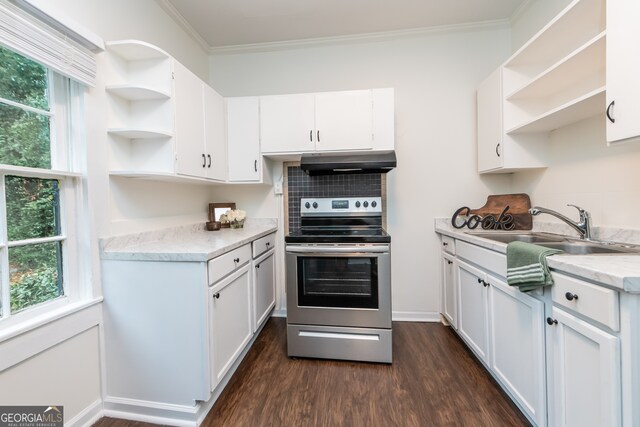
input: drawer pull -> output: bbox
[546,317,558,326]
[565,292,579,301]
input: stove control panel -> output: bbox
[300,197,383,215]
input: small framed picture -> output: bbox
[209,202,236,227]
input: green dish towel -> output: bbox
[507,241,563,291]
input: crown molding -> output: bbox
[154,0,209,53]
[209,19,511,55]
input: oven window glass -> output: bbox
[297,256,378,309]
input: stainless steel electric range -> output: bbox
[285,197,392,363]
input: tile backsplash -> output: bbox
[287,166,382,232]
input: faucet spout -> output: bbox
[529,205,592,240]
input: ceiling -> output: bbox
[162,0,527,49]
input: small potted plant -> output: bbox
[225,209,246,229]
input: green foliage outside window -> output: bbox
[0,46,63,314]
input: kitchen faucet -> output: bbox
[529,204,592,240]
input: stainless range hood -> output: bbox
[300,151,397,175]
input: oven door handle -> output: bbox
[286,246,389,254]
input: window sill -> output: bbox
[0,297,103,372]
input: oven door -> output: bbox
[286,244,391,329]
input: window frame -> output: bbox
[0,58,89,329]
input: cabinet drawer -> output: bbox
[441,235,455,255]
[551,273,619,331]
[208,244,251,285]
[253,232,276,258]
[456,240,506,278]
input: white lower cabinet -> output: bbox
[488,275,546,426]
[456,259,546,426]
[442,235,631,427]
[546,307,621,427]
[253,249,275,332]
[441,253,457,329]
[102,232,277,422]
[209,263,253,390]
[456,259,490,363]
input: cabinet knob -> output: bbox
[606,100,615,123]
[214,292,220,299]
[565,292,579,301]
[546,317,558,326]
[442,242,448,246]
[233,257,240,263]
[266,242,270,247]
[207,154,212,168]
[202,153,206,168]
[256,264,260,269]
[495,143,501,157]
[447,260,453,265]
[477,278,482,284]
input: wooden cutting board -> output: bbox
[470,193,532,230]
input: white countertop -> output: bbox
[101,219,278,262]
[435,219,640,293]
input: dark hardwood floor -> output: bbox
[94,318,530,427]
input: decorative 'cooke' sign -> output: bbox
[452,205,515,230]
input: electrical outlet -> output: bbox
[274,180,283,195]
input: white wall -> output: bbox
[510,0,640,230]
[210,26,513,319]
[0,328,102,424]
[510,0,573,52]
[0,1,212,423]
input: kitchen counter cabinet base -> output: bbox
[102,260,210,406]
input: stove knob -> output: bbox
[313,202,318,209]
[372,201,377,208]
[363,201,369,208]
[355,201,361,208]
[305,202,310,209]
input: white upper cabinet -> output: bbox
[260,94,316,153]
[606,0,640,144]
[260,89,393,154]
[204,85,227,181]
[174,61,207,178]
[106,40,227,183]
[477,68,504,172]
[477,0,606,173]
[226,97,264,182]
[314,90,372,151]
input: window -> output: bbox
[0,45,85,323]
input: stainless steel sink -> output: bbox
[466,231,640,254]
[536,241,640,255]
[467,232,568,244]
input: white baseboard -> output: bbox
[103,397,199,427]
[271,309,286,318]
[66,398,103,427]
[392,311,441,322]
